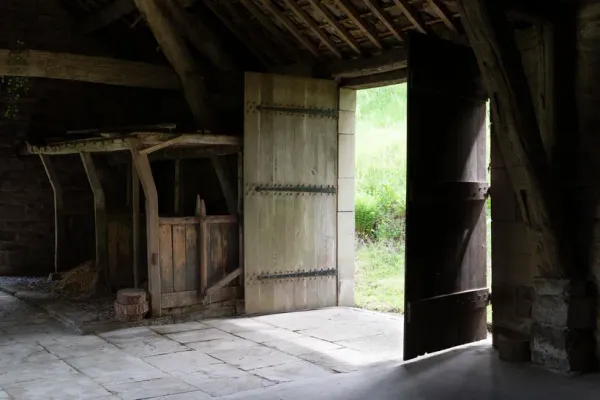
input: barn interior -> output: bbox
[0,0,600,398]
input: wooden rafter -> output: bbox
[307,0,361,55]
[261,0,321,58]
[205,0,271,66]
[428,0,457,32]
[335,0,382,49]
[283,0,342,59]
[0,50,178,90]
[392,0,428,34]
[161,1,236,71]
[363,0,405,43]
[458,0,568,277]
[239,0,301,60]
[134,0,212,128]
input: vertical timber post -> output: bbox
[129,139,161,316]
[39,155,65,274]
[132,162,140,288]
[196,195,208,293]
[80,153,108,281]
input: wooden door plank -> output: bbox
[159,224,174,293]
[185,224,199,291]
[172,224,187,292]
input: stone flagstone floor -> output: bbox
[0,290,404,399]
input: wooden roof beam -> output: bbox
[0,49,179,90]
[307,0,362,55]
[161,1,236,71]
[326,48,407,78]
[240,0,301,60]
[283,0,343,58]
[427,0,458,32]
[134,0,212,128]
[392,0,429,34]
[341,68,407,89]
[22,133,241,155]
[335,0,382,49]
[363,0,405,43]
[261,0,321,58]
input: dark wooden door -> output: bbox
[404,34,489,360]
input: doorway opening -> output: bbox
[352,83,493,341]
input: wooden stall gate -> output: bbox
[159,199,240,310]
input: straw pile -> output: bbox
[53,260,100,295]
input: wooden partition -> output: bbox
[159,214,240,309]
[107,213,146,289]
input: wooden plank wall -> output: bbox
[159,219,200,293]
[107,213,146,289]
[206,220,239,288]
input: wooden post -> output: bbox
[132,162,140,288]
[174,159,181,216]
[80,153,108,279]
[129,139,161,316]
[211,156,238,217]
[237,152,244,288]
[458,0,569,277]
[39,155,65,273]
[196,195,208,293]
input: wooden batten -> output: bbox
[392,0,428,34]
[428,0,458,32]
[283,0,343,59]
[0,50,179,90]
[80,153,108,279]
[335,0,383,49]
[262,0,321,58]
[39,155,65,273]
[307,0,362,55]
[364,0,405,43]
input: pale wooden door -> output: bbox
[244,72,338,314]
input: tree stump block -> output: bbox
[114,288,149,322]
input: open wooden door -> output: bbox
[404,34,489,360]
[244,72,338,315]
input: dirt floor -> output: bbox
[0,289,404,399]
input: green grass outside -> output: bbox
[354,84,492,316]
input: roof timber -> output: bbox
[392,0,429,34]
[22,133,241,156]
[427,0,458,32]
[0,50,179,90]
[283,0,343,58]
[307,0,362,55]
[261,0,321,58]
[335,0,383,49]
[363,0,406,43]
